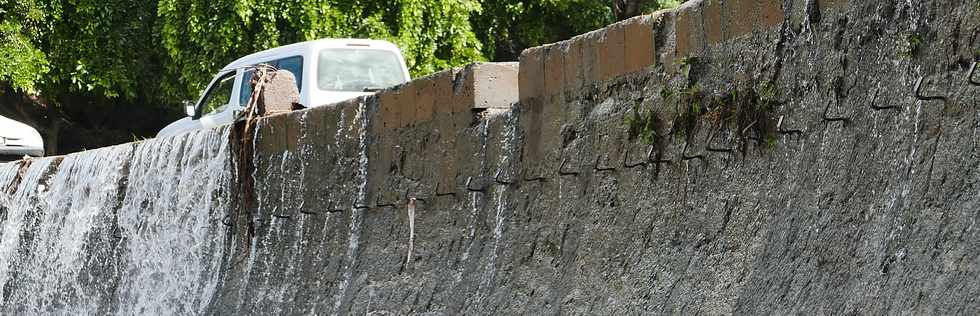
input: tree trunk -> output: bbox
[612,0,643,21]
[43,120,60,155]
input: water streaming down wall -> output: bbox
[0,0,978,314]
[0,127,234,314]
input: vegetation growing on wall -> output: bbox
[628,79,784,157]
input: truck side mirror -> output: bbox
[183,100,196,117]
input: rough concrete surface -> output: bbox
[1,0,979,315]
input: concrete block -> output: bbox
[581,30,603,86]
[399,121,427,187]
[726,0,760,40]
[435,135,458,195]
[539,94,564,178]
[338,97,366,158]
[594,123,624,171]
[433,69,455,115]
[599,23,626,81]
[432,69,474,194]
[298,104,336,148]
[624,14,656,73]
[329,98,367,210]
[429,69,461,195]
[254,112,289,154]
[543,44,565,97]
[485,112,519,184]
[758,0,785,29]
[433,105,457,195]
[408,125,439,197]
[702,0,724,45]
[519,46,545,104]
[562,38,585,91]
[397,84,418,128]
[406,71,452,197]
[283,111,303,152]
[366,97,395,207]
[519,100,544,180]
[650,10,674,71]
[653,10,679,73]
[379,89,399,131]
[376,143,404,207]
[287,105,338,214]
[454,67,476,113]
[453,123,486,190]
[414,76,435,123]
[260,70,300,114]
[674,1,705,58]
[471,63,519,109]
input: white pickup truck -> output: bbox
[157,38,411,138]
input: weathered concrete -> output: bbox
[1,0,979,315]
[260,70,301,114]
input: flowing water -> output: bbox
[0,127,234,314]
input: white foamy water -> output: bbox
[114,127,233,315]
[0,126,233,315]
[0,145,132,314]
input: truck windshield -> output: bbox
[318,48,405,92]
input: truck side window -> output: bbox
[276,56,303,90]
[239,70,253,106]
[199,72,237,117]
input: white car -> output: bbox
[0,115,44,161]
[158,38,411,138]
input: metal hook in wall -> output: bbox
[434,182,457,197]
[822,99,850,124]
[967,61,979,86]
[522,168,547,182]
[558,157,580,176]
[323,200,345,213]
[623,145,652,168]
[681,141,704,162]
[868,88,897,111]
[706,129,733,153]
[353,202,371,210]
[404,188,429,203]
[222,214,234,227]
[623,144,672,168]
[376,196,398,208]
[776,116,805,135]
[465,176,490,192]
[914,77,947,102]
[594,153,618,172]
[494,168,516,185]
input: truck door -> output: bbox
[197,71,239,129]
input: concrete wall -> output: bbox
[2,0,979,314]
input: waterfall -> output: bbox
[0,126,233,314]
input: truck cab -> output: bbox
[157,38,411,138]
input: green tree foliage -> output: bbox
[43,0,163,100]
[473,0,684,61]
[472,0,610,61]
[0,0,685,154]
[157,0,485,99]
[0,0,55,93]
